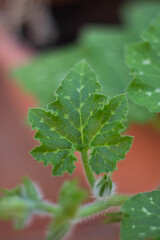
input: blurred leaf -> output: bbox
[47,180,86,240]
[121,191,160,240]
[126,35,160,112]
[0,178,42,229]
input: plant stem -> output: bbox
[33,195,130,221]
[81,150,96,188]
[35,201,60,215]
[78,194,130,219]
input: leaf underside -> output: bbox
[121,191,160,240]
[126,16,160,113]
[29,61,132,176]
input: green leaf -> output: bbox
[47,180,86,240]
[121,191,160,240]
[29,61,132,176]
[0,178,42,229]
[126,41,160,112]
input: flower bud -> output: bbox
[93,174,116,200]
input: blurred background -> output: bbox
[0,0,160,239]
[0,0,124,49]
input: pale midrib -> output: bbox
[36,148,72,153]
[79,64,85,147]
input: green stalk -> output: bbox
[32,195,130,221]
[81,150,96,188]
[35,201,60,215]
[78,194,130,219]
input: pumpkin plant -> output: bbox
[1,2,160,240]
[0,59,160,240]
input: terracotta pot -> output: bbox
[0,27,160,240]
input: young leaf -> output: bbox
[29,61,132,176]
[120,191,160,240]
[0,178,42,229]
[47,180,86,240]
[126,18,160,113]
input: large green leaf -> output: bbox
[29,61,132,176]
[126,23,160,113]
[121,191,160,240]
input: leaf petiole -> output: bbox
[78,194,130,219]
[81,150,96,188]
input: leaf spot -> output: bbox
[142,59,151,65]
[158,102,160,106]
[64,114,68,119]
[155,88,160,93]
[139,71,144,75]
[40,118,44,123]
[145,92,152,96]
[64,95,70,100]
[132,225,135,229]
[142,207,151,216]
[139,233,145,237]
[153,38,158,43]
[150,226,157,231]
[77,85,85,93]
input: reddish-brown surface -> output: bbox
[0,27,160,240]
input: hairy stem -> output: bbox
[81,150,96,188]
[35,201,60,215]
[78,194,130,219]
[32,195,130,221]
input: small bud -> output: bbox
[93,174,116,200]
